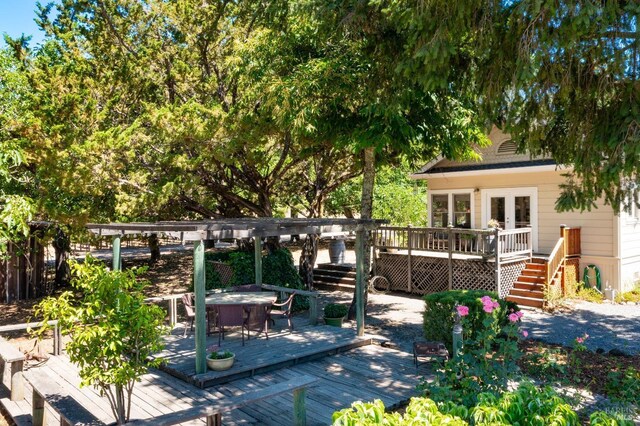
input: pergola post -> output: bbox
[193,239,207,374]
[355,226,365,337]
[112,234,122,271]
[254,237,262,285]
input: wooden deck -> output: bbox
[0,326,423,425]
[158,322,373,388]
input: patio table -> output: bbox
[205,291,277,306]
[206,292,277,344]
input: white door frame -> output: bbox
[481,187,538,252]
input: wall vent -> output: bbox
[497,140,518,155]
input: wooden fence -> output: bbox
[372,226,532,298]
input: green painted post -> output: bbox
[254,237,262,285]
[293,387,307,426]
[112,234,122,271]
[193,240,207,374]
[355,227,364,337]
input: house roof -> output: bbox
[414,158,557,176]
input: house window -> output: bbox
[453,194,471,228]
[430,191,474,228]
[431,194,449,227]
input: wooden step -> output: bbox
[525,262,546,271]
[313,269,356,280]
[506,295,544,308]
[521,268,546,278]
[518,274,545,284]
[313,273,356,285]
[509,288,545,299]
[315,263,356,273]
[313,281,355,292]
[513,281,544,291]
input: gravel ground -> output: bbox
[521,300,640,355]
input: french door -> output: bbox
[482,188,538,251]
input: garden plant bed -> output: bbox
[518,339,640,406]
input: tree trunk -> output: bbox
[299,234,319,290]
[264,236,281,254]
[52,226,70,287]
[148,233,161,265]
[348,147,375,320]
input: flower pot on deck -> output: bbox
[324,317,344,327]
[206,353,235,371]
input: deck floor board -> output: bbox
[1,324,421,425]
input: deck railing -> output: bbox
[546,237,566,286]
[374,226,532,260]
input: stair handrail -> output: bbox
[546,237,566,286]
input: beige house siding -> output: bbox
[426,127,547,170]
[618,213,640,292]
[425,170,615,257]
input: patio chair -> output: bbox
[182,293,196,336]
[269,292,296,332]
[214,304,249,346]
[245,304,271,340]
[183,293,216,336]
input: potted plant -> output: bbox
[324,303,349,327]
[206,345,235,371]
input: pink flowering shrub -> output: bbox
[422,295,527,406]
[424,290,519,352]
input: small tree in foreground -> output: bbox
[34,256,167,424]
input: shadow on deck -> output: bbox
[158,318,373,388]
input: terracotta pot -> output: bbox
[207,353,235,371]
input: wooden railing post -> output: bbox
[447,225,453,291]
[407,226,412,292]
[494,228,501,296]
[293,386,307,426]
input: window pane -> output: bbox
[490,197,505,228]
[453,194,471,228]
[514,196,531,228]
[431,194,449,227]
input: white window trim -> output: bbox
[623,203,640,225]
[428,189,475,228]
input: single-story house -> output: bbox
[411,127,640,296]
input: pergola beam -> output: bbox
[86,217,385,372]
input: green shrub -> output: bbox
[423,295,524,406]
[196,248,309,311]
[423,290,518,351]
[605,367,640,406]
[590,410,635,425]
[333,383,582,425]
[324,303,349,318]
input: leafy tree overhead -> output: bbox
[384,0,640,213]
[326,164,427,226]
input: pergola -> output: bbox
[87,218,384,374]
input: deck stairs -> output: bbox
[506,258,553,308]
[313,263,356,291]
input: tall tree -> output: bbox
[384,0,640,212]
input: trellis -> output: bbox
[87,218,384,375]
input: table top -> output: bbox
[205,291,277,305]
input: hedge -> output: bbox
[423,290,519,352]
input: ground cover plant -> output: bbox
[333,383,629,425]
